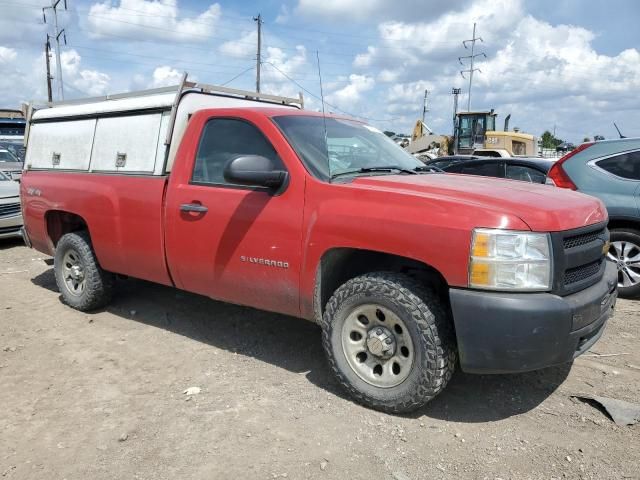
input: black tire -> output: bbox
[610,228,640,299]
[54,231,114,311]
[321,272,456,413]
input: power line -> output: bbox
[458,22,486,111]
[221,65,256,86]
[262,61,401,123]
[67,44,255,69]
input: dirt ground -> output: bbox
[1,238,638,480]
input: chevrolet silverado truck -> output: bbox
[20,79,618,413]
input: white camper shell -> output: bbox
[25,78,303,176]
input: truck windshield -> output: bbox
[272,115,424,181]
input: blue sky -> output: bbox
[1,0,639,142]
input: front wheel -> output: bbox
[608,228,640,298]
[321,272,456,413]
[54,231,114,311]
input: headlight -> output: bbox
[469,229,552,291]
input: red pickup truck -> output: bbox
[20,81,617,413]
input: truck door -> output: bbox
[164,112,305,317]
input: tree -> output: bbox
[383,130,396,137]
[541,130,564,149]
[583,137,591,142]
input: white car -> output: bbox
[0,170,22,239]
[0,148,23,180]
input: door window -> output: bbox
[458,161,503,178]
[192,118,283,185]
[595,151,640,180]
[506,165,547,183]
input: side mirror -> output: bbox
[223,155,288,190]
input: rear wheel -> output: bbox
[54,231,114,311]
[608,229,640,298]
[321,272,456,413]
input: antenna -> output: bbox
[613,122,626,139]
[316,50,331,171]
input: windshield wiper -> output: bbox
[413,165,443,173]
[331,166,418,180]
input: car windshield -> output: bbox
[0,149,19,162]
[272,115,424,181]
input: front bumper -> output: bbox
[0,213,23,239]
[449,261,618,374]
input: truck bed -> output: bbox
[22,171,172,286]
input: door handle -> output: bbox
[180,203,208,213]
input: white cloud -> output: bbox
[354,47,377,68]
[377,69,401,83]
[344,0,640,138]
[0,46,17,63]
[129,66,194,90]
[326,74,375,109]
[295,0,470,22]
[0,47,111,106]
[87,0,221,42]
[263,46,307,80]
[61,49,111,96]
[150,65,184,88]
[219,31,257,58]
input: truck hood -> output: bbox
[353,173,607,232]
[0,180,19,200]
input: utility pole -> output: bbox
[421,89,429,123]
[43,0,67,101]
[451,88,461,153]
[459,22,486,111]
[45,35,53,103]
[253,13,262,93]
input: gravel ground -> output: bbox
[1,238,638,480]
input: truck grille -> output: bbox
[0,202,21,218]
[563,229,605,249]
[564,260,602,285]
[551,223,608,295]
[0,225,21,235]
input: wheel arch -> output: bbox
[45,210,91,250]
[608,217,640,233]
[313,247,450,324]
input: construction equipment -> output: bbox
[454,110,537,157]
[406,120,448,157]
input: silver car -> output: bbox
[547,138,640,297]
[0,170,22,239]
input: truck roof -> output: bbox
[30,82,303,121]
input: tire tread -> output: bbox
[320,272,456,413]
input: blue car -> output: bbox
[547,138,640,297]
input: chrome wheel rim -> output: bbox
[341,304,414,388]
[61,249,86,296]
[607,240,640,288]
